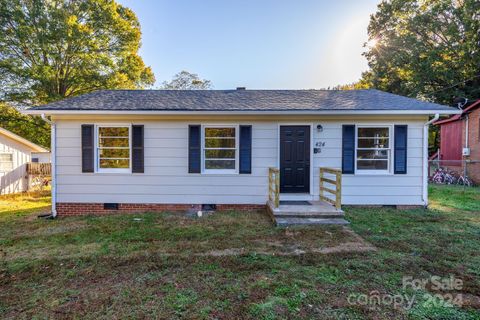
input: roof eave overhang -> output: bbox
[433,115,461,125]
[0,128,49,152]
[24,109,461,116]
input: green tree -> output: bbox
[330,82,370,90]
[0,103,50,148]
[362,0,480,104]
[160,70,212,90]
[0,0,155,104]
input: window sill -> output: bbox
[96,169,132,174]
[201,170,238,175]
[81,172,144,175]
[354,171,393,176]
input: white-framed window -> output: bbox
[355,126,391,174]
[0,153,13,172]
[202,125,238,173]
[96,125,131,173]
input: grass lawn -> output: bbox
[1,185,479,319]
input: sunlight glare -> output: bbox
[366,38,379,49]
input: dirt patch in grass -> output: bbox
[312,242,376,254]
[2,242,102,262]
[201,227,376,257]
[199,248,246,256]
[463,294,480,309]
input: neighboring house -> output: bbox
[0,127,49,195]
[26,89,459,217]
[434,99,480,184]
[31,152,51,163]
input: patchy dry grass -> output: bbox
[0,186,479,319]
[429,184,480,212]
[0,190,50,221]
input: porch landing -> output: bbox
[266,200,349,226]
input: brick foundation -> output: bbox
[396,205,426,210]
[343,204,425,210]
[56,202,266,216]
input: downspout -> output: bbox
[422,113,439,207]
[41,114,57,218]
[465,115,469,149]
[464,115,469,180]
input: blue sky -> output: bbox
[117,0,380,89]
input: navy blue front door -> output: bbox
[280,126,310,193]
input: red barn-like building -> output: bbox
[434,99,480,184]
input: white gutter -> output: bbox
[422,113,440,207]
[41,114,57,218]
[24,109,462,116]
[465,115,469,149]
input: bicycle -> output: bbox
[457,175,473,187]
[430,167,458,185]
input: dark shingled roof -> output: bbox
[30,89,455,112]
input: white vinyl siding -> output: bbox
[31,152,51,163]
[312,120,425,205]
[55,121,276,204]
[55,117,427,206]
[0,134,32,195]
[0,153,13,172]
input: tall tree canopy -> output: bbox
[361,0,480,104]
[0,0,155,104]
[160,71,213,90]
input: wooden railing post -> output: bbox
[319,167,342,210]
[274,170,280,208]
[319,168,324,200]
[268,169,272,203]
[335,171,342,210]
[268,167,280,209]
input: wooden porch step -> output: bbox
[273,212,345,219]
[276,217,350,226]
[270,201,344,214]
[266,200,349,226]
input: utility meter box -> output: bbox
[462,147,471,156]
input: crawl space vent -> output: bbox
[104,203,119,210]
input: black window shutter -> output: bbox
[342,125,355,174]
[81,124,94,173]
[239,125,252,174]
[188,125,201,173]
[394,125,408,174]
[132,125,144,173]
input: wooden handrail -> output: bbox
[319,167,342,209]
[26,162,51,176]
[268,167,280,208]
[320,167,341,175]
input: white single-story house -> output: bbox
[26,89,460,221]
[0,127,50,195]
